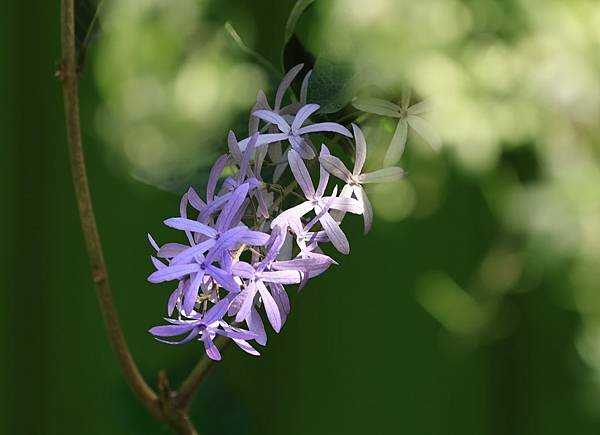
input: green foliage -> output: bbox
[282,0,355,114]
[307,57,355,114]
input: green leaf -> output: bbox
[284,0,316,45]
[307,57,356,114]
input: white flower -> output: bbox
[319,124,405,234]
[353,91,441,166]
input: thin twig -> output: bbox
[176,336,231,408]
[60,0,162,418]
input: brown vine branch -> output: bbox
[60,0,161,418]
[59,1,199,433]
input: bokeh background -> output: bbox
[3,0,600,434]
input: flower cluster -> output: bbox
[147,64,405,360]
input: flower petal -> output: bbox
[315,145,331,198]
[203,295,233,324]
[183,270,205,314]
[148,264,200,283]
[407,115,441,151]
[288,149,315,198]
[270,283,290,322]
[383,118,408,167]
[167,283,182,316]
[149,323,196,337]
[215,183,249,231]
[288,135,316,159]
[260,270,303,284]
[352,97,401,117]
[272,256,336,272]
[248,92,266,134]
[326,196,363,214]
[163,218,217,238]
[210,154,228,202]
[202,334,222,361]
[187,187,206,211]
[237,132,258,182]
[319,212,350,254]
[231,261,256,279]
[235,281,257,323]
[206,265,240,293]
[238,133,289,150]
[275,63,304,110]
[205,226,247,262]
[407,99,431,116]
[292,103,320,131]
[157,243,188,259]
[329,183,354,222]
[148,233,160,252]
[357,185,373,234]
[319,154,352,183]
[239,230,271,246]
[351,123,367,175]
[252,110,290,133]
[300,69,312,104]
[232,338,261,356]
[270,201,314,229]
[254,143,268,176]
[297,122,352,137]
[227,131,243,164]
[257,227,286,270]
[199,192,232,222]
[151,256,166,270]
[257,280,282,332]
[359,167,405,184]
[248,306,267,345]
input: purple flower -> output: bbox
[149,184,270,314]
[249,64,311,181]
[246,65,316,183]
[146,64,411,361]
[149,295,259,360]
[239,102,352,161]
[251,64,305,121]
[271,146,362,254]
[319,124,405,233]
[225,131,271,217]
[227,228,293,334]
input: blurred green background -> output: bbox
[2,0,600,434]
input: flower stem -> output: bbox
[176,336,231,408]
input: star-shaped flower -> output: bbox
[244,103,352,160]
[271,146,363,254]
[353,91,440,166]
[319,124,405,233]
[148,183,270,314]
[149,295,259,360]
